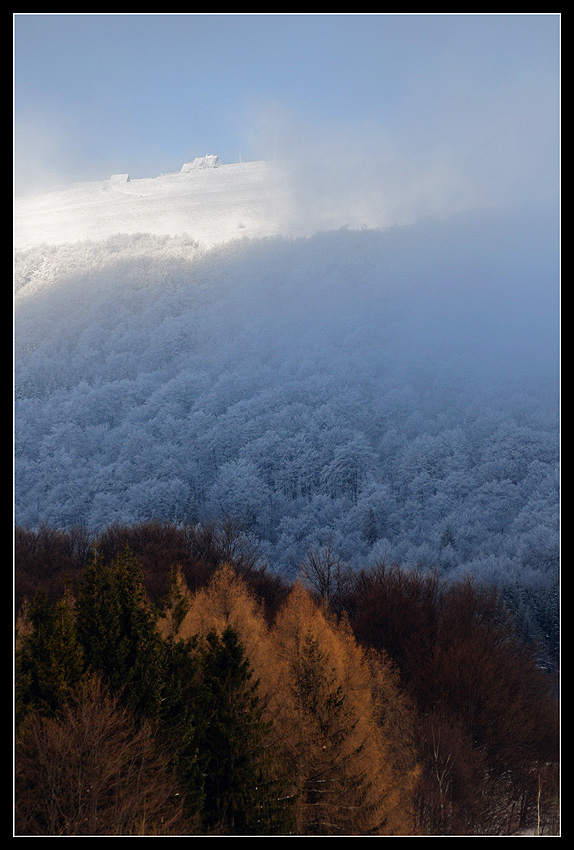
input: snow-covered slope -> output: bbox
[14,154,422,252]
[14,155,560,667]
[14,160,295,251]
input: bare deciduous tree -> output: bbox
[15,676,190,836]
[299,536,352,613]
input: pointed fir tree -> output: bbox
[16,584,85,728]
[162,565,295,833]
[75,547,163,718]
[199,626,289,835]
[155,566,206,825]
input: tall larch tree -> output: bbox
[160,564,294,834]
[271,582,418,835]
[171,563,288,736]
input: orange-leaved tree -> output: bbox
[158,564,294,834]
[270,582,418,835]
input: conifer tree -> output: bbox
[160,565,192,637]
[173,564,287,733]
[198,626,285,834]
[156,566,206,824]
[74,547,163,717]
[159,565,294,834]
[272,583,417,835]
[16,585,84,727]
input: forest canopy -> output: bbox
[15,211,559,590]
[14,529,559,835]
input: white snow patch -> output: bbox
[14,160,296,251]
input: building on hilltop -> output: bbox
[181,155,221,172]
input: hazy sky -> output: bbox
[14,12,560,212]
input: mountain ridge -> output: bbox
[15,159,293,251]
[15,151,463,252]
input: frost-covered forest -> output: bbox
[14,201,559,659]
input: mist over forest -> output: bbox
[15,194,559,629]
[13,10,561,835]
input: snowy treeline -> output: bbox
[15,207,559,603]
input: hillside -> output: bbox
[14,160,291,251]
[14,154,450,252]
[14,158,559,663]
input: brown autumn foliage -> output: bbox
[14,522,559,835]
[15,524,94,611]
[342,563,560,835]
[15,520,291,624]
[15,676,191,836]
